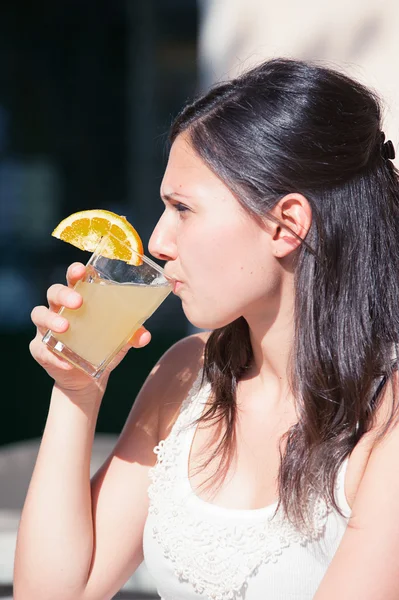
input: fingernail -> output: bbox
[68,292,79,302]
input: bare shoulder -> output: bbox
[362,367,399,465]
[351,369,399,458]
[157,331,211,440]
[314,371,399,598]
[344,370,399,506]
[105,330,211,461]
[134,330,211,443]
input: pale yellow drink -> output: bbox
[53,278,170,367]
[43,230,172,377]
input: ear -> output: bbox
[269,193,312,258]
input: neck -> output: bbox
[243,276,295,401]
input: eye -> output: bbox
[174,202,189,213]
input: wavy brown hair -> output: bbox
[170,59,399,529]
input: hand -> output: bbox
[29,262,152,396]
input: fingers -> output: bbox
[44,263,85,312]
[29,334,74,372]
[47,284,83,313]
[129,326,152,349]
[31,305,69,337]
[66,262,86,288]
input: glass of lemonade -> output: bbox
[42,234,172,378]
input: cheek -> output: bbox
[178,236,279,329]
[175,213,281,327]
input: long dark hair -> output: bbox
[170,58,399,529]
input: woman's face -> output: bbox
[148,132,284,330]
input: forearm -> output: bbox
[14,384,103,600]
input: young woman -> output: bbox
[15,58,399,600]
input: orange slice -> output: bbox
[51,209,144,265]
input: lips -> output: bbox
[173,280,182,294]
[164,269,183,294]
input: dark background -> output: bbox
[0,0,198,446]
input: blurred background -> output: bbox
[0,0,198,448]
[1,0,399,597]
[0,1,197,596]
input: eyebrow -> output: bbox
[161,192,189,203]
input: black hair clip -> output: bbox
[380,132,396,161]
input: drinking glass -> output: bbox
[43,234,172,378]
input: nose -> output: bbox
[148,211,178,262]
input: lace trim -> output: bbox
[147,371,330,600]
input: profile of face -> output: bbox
[149,132,308,330]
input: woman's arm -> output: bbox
[314,373,399,600]
[14,384,104,600]
[14,326,207,600]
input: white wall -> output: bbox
[198,0,399,153]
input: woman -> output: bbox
[15,59,399,599]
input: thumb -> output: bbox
[129,326,152,349]
[104,326,152,373]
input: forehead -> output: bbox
[161,132,229,199]
[161,133,270,232]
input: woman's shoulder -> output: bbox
[345,369,399,508]
[147,331,211,443]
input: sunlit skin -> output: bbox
[149,132,312,401]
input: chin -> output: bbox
[182,304,238,331]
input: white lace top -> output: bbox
[143,370,351,600]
